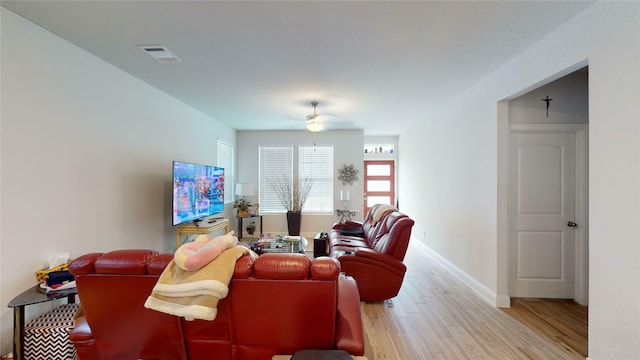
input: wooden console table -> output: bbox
[176,218,230,249]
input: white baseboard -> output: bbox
[496,294,511,308]
[414,241,510,308]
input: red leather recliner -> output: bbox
[68,250,364,360]
[329,204,415,302]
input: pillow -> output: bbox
[174,231,238,271]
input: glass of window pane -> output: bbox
[367,180,390,192]
[367,196,391,207]
[367,164,391,176]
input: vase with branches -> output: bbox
[269,176,313,212]
[269,176,313,235]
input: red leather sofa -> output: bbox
[328,204,415,302]
[68,250,364,360]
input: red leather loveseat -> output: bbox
[68,250,364,360]
[328,204,415,302]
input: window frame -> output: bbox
[258,144,334,214]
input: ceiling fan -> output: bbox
[281,100,354,131]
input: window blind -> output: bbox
[299,145,334,213]
[216,140,234,204]
[259,146,293,213]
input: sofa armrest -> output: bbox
[69,316,93,342]
[68,253,103,275]
[337,249,408,301]
[332,220,363,230]
[335,274,365,355]
[69,317,96,360]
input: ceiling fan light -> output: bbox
[306,115,325,132]
[306,101,325,132]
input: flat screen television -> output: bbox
[172,161,225,226]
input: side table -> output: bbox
[314,232,328,258]
[176,218,230,249]
[336,209,358,223]
[8,284,78,360]
[237,214,262,241]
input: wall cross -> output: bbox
[541,95,553,117]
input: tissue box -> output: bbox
[36,263,69,283]
[24,303,80,360]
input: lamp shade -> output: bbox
[235,183,255,197]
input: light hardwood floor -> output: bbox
[501,298,587,359]
[359,241,587,360]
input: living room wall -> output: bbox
[0,8,236,354]
[236,130,364,239]
[398,2,639,359]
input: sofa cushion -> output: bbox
[329,236,369,249]
[253,253,312,280]
[94,249,159,274]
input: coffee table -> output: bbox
[251,236,308,255]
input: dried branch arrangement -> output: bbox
[269,176,313,212]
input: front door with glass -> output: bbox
[363,160,395,214]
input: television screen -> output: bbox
[172,161,224,226]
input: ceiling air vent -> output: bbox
[138,45,182,63]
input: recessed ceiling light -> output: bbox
[137,45,182,63]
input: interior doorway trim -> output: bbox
[497,109,589,307]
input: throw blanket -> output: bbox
[372,204,398,223]
[144,245,252,321]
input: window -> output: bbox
[259,145,334,213]
[364,144,395,154]
[299,145,333,213]
[216,140,234,204]
[259,146,293,213]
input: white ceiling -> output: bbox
[1,1,594,135]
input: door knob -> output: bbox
[567,221,578,227]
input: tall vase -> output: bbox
[287,211,301,236]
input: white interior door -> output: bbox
[509,131,576,299]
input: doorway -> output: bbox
[498,65,589,307]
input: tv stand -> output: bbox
[176,218,230,249]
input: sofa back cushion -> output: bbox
[372,214,415,261]
[69,250,188,360]
[362,204,392,246]
[227,254,340,359]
